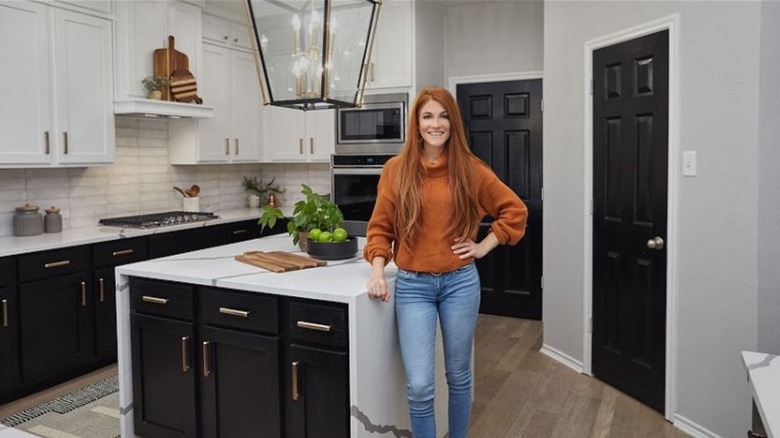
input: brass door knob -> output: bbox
[647,236,665,250]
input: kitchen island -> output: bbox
[115,234,448,438]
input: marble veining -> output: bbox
[747,353,777,371]
[351,406,412,437]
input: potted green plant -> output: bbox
[141,75,170,100]
[242,176,285,207]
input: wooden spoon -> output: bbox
[187,184,201,198]
[173,186,188,197]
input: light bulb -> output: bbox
[291,15,301,31]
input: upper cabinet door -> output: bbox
[197,43,231,162]
[306,110,335,162]
[0,1,52,165]
[367,0,412,90]
[53,9,114,165]
[230,50,261,162]
[168,1,202,80]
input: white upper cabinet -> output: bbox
[55,0,112,17]
[366,0,412,91]
[262,108,335,163]
[202,12,253,51]
[0,1,114,168]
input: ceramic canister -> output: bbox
[13,204,44,236]
[45,206,63,233]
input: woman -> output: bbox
[364,87,528,437]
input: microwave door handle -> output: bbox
[332,168,383,175]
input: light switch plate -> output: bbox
[682,150,697,176]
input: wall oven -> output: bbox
[335,92,408,155]
[331,154,394,236]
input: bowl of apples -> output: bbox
[306,227,358,260]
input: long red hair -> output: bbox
[394,87,481,249]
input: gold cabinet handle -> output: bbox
[370,62,375,81]
[299,138,304,155]
[292,361,299,401]
[225,138,230,155]
[2,299,7,328]
[45,260,70,269]
[44,131,50,154]
[202,341,211,377]
[234,138,239,155]
[181,336,190,372]
[223,35,229,41]
[219,307,250,318]
[233,37,238,43]
[142,295,169,305]
[309,138,314,154]
[99,278,105,303]
[232,229,248,235]
[81,281,86,307]
[112,249,134,256]
[63,132,69,154]
[297,321,331,332]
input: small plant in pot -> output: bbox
[242,176,285,207]
[258,184,357,259]
[141,75,170,100]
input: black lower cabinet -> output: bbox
[286,344,349,438]
[131,314,198,438]
[200,326,281,438]
[93,267,118,360]
[0,285,19,394]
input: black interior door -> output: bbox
[457,79,543,320]
[592,30,669,413]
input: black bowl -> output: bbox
[306,238,359,260]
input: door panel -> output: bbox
[457,79,543,320]
[592,30,669,413]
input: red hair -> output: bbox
[394,87,481,250]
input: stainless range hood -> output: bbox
[114,98,215,118]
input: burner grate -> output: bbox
[99,211,219,229]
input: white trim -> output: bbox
[582,13,681,422]
[673,414,725,438]
[448,71,544,97]
[540,344,584,374]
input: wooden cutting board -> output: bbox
[235,251,327,273]
[153,36,190,101]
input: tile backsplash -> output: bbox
[0,117,330,237]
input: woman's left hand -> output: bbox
[451,239,488,260]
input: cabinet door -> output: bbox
[198,43,232,162]
[286,344,349,438]
[367,0,412,90]
[263,106,307,161]
[168,1,202,80]
[53,9,114,165]
[231,50,262,162]
[305,110,335,162]
[200,326,281,438]
[223,219,262,243]
[131,314,197,438]
[0,1,52,165]
[93,267,117,361]
[0,286,19,394]
[19,273,94,384]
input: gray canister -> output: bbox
[13,204,44,236]
[45,206,63,233]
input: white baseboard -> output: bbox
[540,343,584,373]
[673,414,724,438]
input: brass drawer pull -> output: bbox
[63,132,68,154]
[45,260,70,268]
[202,341,211,377]
[142,295,169,305]
[232,229,248,235]
[234,138,239,155]
[225,138,230,155]
[309,138,314,154]
[297,321,331,332]
[99,278,105,303]
[181,336,190,372]
[112,249,134,256]
[292,361,299,401]
[299,138,303,154]
[44,131,50,154]
[81,281,86,307]
[219,307,250,318]
[2,299,8,328]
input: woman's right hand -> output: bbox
[367,257,391,302]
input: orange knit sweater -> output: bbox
[363,151,528,273]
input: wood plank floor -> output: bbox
[469,315,687,438]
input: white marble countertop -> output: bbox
[115,234,391,303]
[0,208,272,257]
[742,351,779,438]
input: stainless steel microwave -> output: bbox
[335,93,407,155]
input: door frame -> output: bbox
[583,14,680,421]
[448,71,544,97]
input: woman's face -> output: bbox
[418,99,451,148]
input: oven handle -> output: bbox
[331,167,383,175]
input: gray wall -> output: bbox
[444,0,544,78]
[542,2,760,437]
[758,2,780,354]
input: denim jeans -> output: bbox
[395,262,481,438]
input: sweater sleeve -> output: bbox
[363,161,397,264]
[477,164,528,246]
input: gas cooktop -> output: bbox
[98,211,219,229]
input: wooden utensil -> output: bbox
[173,186,188,197]
[185,184,200,198]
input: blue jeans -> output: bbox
[395,262,481,438]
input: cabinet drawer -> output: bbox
[289,300,347,349]
[93,237,149,268]
[0,257,15,287]
[223,220,261,243]
[130,278,194,321]
[18,246,89,283]
[201,287,278,334]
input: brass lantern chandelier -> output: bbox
[243,0,382,110]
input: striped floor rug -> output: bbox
[0,375,119,438]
